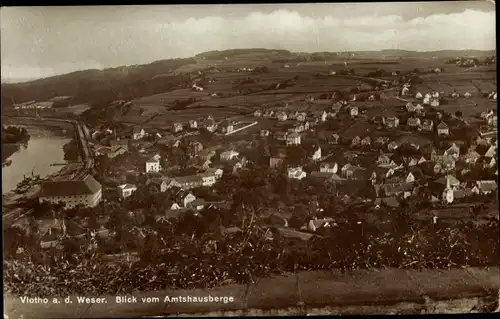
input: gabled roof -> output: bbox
[132,126,144,134]
[437,122,449,129]
[39,175,102,197]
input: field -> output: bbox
[98,52,497,132]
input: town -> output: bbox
[2,49,498,314]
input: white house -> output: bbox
[276,111,288,121]
[39,175,102,208]
[286,133,301,146]
[117,184,137,198]
[220,150,239,161]
[320,162,338,174]
[423,96,431,105]
[415,92,423,99]
[132,127,146,140]
[197,172,217,187]
[189,120,198,129]
[205,167,223,180]
[288,167,307,180]
[311,147,322,161]
[464,92,472,98]
[145,158,161,173]
[349,107,359,117]
[436,122,449,136]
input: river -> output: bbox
[2,127,70,194]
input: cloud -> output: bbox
[1,7,496,80]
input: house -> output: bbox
[408,156,426,167]
[220,120,234,134]
[477,156,496,169]
[197,148,217,161]
[341,164,367,180]
[39,175,102,208]
[444,143,460,160]
[436,122,449,136]
[260,129,270,137]
[401,87,410,96]
[464,92,472,98]
[487,116,497,127]
[145,157,161,173]
[270,156,286,168]
[313,110,327,122]
[205,167,223,180]
[472,181,498,195]
[276,111,288,121]
[451,91,460,98]
[320,162,338,174]
[377,182,415,198]
[330,133,340,145]
[168,175,203,190]
[203,116,218,132]
[351,136,361,147]
[254,109,263,117]
[407,117,421,128]
[406,102,415,112]
[374,137,389,148]
[296,112,307,121]
[228,158,247,174]
[263,110,275,118]
[117,184,137,198]
[107,145,127,158]
[288,167,307,180]
[349,106,359,117]
[387,141,399,152]
[421,120,434,131]
[434,174,460,189]
[220,150,239,161]
[423,96,431,105]
[286,133,301,146]
[173,122,183,133]
[290,123,305,133]
[415,92,423,99]
[132,127,146,140]
[146,177,168,193]
[197,172,217,187]
[377,154,391,166]
[361,136,371,146]
[189,120,198,129]
[383,116,399,128]
[175,191,197,208]
[463,149,481,164]
[484,145,497,158]
[274,131,288,141]
[187,141,204,157]
[430,98,440,107]
[311,146,322,161]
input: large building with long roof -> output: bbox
[38,175,102,208]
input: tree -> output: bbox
[4,226,25,259]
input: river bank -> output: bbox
[2,127,71,205]
[4,267,498,318]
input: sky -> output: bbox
[1,2,496,82]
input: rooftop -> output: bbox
[39,175,102,198]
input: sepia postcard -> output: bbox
[1,2,498,318]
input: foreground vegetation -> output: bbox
[4,212,498,297]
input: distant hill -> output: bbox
[1,58,196,108]
[1,48,495,110]
[195,48,292,60]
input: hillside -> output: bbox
[1,48,495,110]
